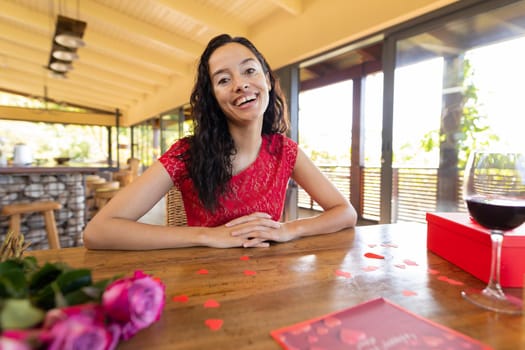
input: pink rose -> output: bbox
[43,304,119,350]
[0,329,46,349]
[102,271,165,340]
[0,336,32,350]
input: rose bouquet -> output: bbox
[0,256,165,349]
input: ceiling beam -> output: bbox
[1,62,139,103]
[269,0,303,15]
[64,0,202,57]
[1,72,133,110]
[0,39,153,96]
[0,106,116,126]
[1,79,118,113]
[156,0,248,36]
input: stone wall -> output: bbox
[0,173,86,250]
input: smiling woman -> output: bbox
[82,34,357,251]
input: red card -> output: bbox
[271,298,491,349]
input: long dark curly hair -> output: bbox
[184,34,289,212]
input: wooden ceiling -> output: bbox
[0,0,459,125]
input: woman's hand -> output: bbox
[225,212,296,248]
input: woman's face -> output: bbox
[208,43,271,126]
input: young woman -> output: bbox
[82,34,357,250]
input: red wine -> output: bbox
[466,197,525,231]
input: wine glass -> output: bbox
[462,151,525,314]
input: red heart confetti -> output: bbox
[422,335,445,347]
[244,269,257,276]
[362,266,379,272]
[290,324,312,335]
[335,269,351,278]
[323,316,341,328]
[438,276,464,286]
[205,319,223,331]
[197,269,209,275]
[381,242,398,248]
[340,328,367,345]
[307,335,319,344]
[171,294,189,303]
[403,259,418,266]
[239,255,250,261]
[428,268,440,275]
[394,264,406,269]
[364,252,384,259]
[316,326,329,335]
[402,290,417,296]
[203,299,220,308]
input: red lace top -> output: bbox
[159,133,298,227]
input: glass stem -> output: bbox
[485,230,505,299]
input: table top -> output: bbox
[0,163,116,175]
[27,223,524,350]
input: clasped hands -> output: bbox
[207,212,295,248]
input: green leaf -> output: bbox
[0,260,24,275]
[32,269,92,310]
[28,262,62,293]
[0,269,28,298]
[64,277,115,305]
[0,299,44,330]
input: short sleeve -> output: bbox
[158,138,190,188]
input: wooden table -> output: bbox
[27,223,524,349]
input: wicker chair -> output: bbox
[165,187,187,227]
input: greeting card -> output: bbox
[271,298,491,349]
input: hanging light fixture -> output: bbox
[55,32,85,49]
[47,15,86,78]
[52,47,79,61]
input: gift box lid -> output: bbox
[426,212,525,287]
[426,212,525,247]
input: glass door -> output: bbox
[386,0,525,223]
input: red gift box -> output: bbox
[426,212,525,288]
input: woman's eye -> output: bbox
[245,67,256,75]
[217,77,229,85]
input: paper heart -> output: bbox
[438,276,464,286]
[172,294,189,303]
[244,270,257,276]
[290,324,312,335]
[422,335,445,346]
[307,335,319,344]
[364,252,384,259]
[316,326,329,335]
[239,255,250,261]
[205,319,223,331]
[204,299,220,308]
[197,269,209,275]
[428,268,440,275]
[362,266,379,272]
[335,269,351,278]
[402,290,417,296]
[394,264,406,269]
[403,259,418,266]
[323,316,341,328]
[339,328,367,345]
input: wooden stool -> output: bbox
[1,201,62,249]
[94,187,119,210]
[87,181,120,219]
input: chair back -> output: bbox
[165,187,187,226]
